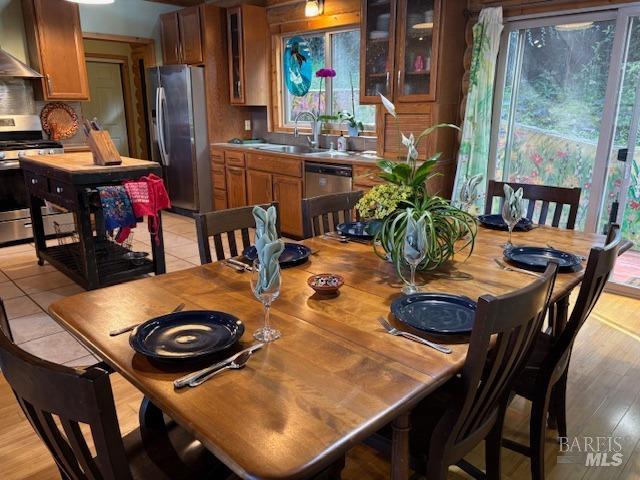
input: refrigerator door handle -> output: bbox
[156,86,170,166]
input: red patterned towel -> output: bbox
[124,174,171,244]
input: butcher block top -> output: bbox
[20,152,161,185]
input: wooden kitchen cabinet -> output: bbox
[247,170,273,205]
[273,175,304,238]
[214,188,228,210]
[22,0,90,100]
[226,5,268,106]
[160,6,203,65]
[226,165,247,208]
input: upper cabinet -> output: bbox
[360,0,440,104]
[160,6,203,65]
[22,0,90,101]
[226,5,268,106]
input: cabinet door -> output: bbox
[29,0,89,100]
[226,166,247,208]
[360,0,397,104]
[395,0,439,102]
[178,7,203,64]
[273,175,303,238]
[247,170,273,205]
[214,189,228,210]
[227,7,245,104]
[160,12,180,65]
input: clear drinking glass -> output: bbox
[402,230,427,295]
[250,259,282,343]
[501,201,519,250]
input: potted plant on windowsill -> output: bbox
[355,94,477,276]
[338,111,364,137]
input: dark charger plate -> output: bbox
[504,246,582,273]
[243,242,311,268]
[478,214,533,231]
[130,310,244,362]
[391,293,477,335]
[337,221,375,240]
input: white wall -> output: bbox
[0,0,179,64]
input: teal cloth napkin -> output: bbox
[252,206,284,296]
[502,184,524,223]
[404,210,428,262]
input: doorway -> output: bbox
[490,7,640,298]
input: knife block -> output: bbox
[87,130,122,166]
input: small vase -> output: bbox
[347,125,359,137]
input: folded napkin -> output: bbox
[97,185,137,243]
[459,174,483,207]
[502,184,524,223]
[252,206,284,297]
[404,210,428,263]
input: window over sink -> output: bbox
[281,28,376,132]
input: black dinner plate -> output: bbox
[391,293,477,335]
[242,242,311,268]
[337,221,375,240]
[478,214,533,231]
[504,246,582,273]
[130,310,244,362]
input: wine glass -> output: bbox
[402,227,427,295]
[501,201,520,250]
[250,259,282,343]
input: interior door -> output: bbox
[82,61,129,156]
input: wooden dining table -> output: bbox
[48,225,604,480]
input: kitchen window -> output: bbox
[281,29,376,131]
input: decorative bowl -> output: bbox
[123,251,149,266]
[307,274,344,296]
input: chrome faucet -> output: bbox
[293,111,320,148]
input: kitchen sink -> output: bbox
[254,144,322,154]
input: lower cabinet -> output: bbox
[226,166,247,208]
[213,188,227,210]
[273,175,304,238]
[247,169,273,204]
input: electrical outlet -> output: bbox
[244,120,251,131]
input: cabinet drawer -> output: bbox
[225,150,245,167]
[246,153,302,177]
[24,171,48,195]
[211,163,226,189]
[48,179,75,207]
[353,164,383,188]
[210,148,225,164]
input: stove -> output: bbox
[0,114,71,244]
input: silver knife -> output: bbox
[227,258,254,271]
[173,343,265,389]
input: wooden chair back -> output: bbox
[543,225,621,385]
[302,191,363,238]
[440,262,558,460]
[0,327,133,480]
[196,202,280,263]
[0,298,12,343]
[484,180,581,229]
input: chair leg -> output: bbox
[485,404,506,480]
[530,393,552,480]
[551,371,568,440]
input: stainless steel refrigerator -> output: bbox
[147,65,211,214]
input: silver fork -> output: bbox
[377,317,452,354]
[494,258,541,278]
[109,303,186,336]
[188,351,253,387]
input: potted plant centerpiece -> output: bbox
[355,94,477,280]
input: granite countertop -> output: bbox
[211,142,383,166]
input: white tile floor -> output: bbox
[0,212,208,366]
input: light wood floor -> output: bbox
[1,293,639,480]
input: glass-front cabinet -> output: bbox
[227,6,244,104]
[360,0,439,104]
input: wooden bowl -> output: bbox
[307,274,344,296]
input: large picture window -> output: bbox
[282,29,376,130]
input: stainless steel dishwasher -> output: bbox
[304,162,353,198]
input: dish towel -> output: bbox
[502,184,524,223]
[97,186,137,243]
[252,206,284,297]
[124,174,171,245]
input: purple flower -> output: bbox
[315,68,336,78]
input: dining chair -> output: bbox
[0,325,230,480]
[301,190,363,238]
[484,180,582,230]
[0,298,13,343]
[195,202,280,264]
[387,262,559,479]
[503,226,622,480]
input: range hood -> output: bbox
[0,48,42,78]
